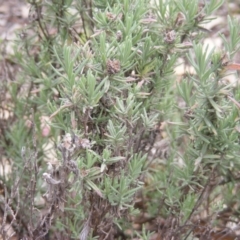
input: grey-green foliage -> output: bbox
[173,14,240,240]
[2,0,237,239]
[179,40,240,170]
